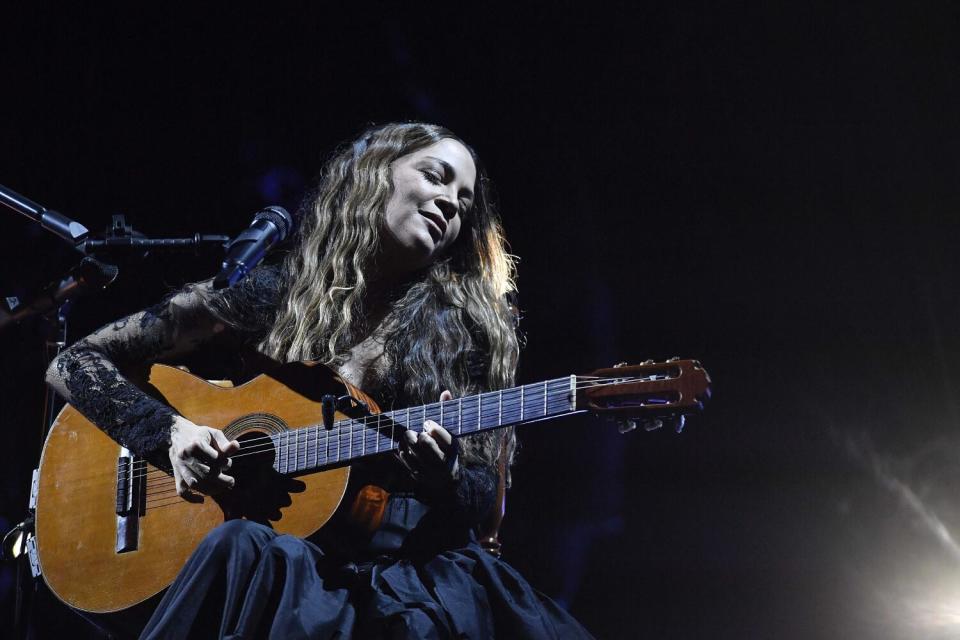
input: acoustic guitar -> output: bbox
[34,358,711,617]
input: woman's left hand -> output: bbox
[401,390,460,485]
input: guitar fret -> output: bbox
[543,380,548,417]
[380,414,386,453]
[270,433,278,471]
[292,429,300,473]
[387,413,393,452]
[458,397,463,435]
[520,385,524,421]
[498,391,502,426]
[392,411,398,452]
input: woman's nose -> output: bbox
[435,197,458,220]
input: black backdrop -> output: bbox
[3,4,960,639]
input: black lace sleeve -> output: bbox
[45,268,281,459]
[200,264,283,335]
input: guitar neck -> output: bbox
[268,376,579,475]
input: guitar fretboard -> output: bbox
[267,376,577,474]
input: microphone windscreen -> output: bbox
[254,206,293,240]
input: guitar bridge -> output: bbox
[115,447,142,553]
[115,455,132,515]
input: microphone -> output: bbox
[0,257,119,331]
[0,183,89,244]
[213,206,293,289]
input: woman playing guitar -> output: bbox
[45,123,594,638]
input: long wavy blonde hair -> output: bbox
[264,123,520,468]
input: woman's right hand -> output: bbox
[168,415,240,500]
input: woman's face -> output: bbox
[380,138,477,273]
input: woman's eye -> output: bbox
[421,169,442,184]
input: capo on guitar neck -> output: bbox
[321,394,370,429]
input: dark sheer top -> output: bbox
[45,266,497,539]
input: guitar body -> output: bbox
[35,361,371,615]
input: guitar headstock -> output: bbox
[576,358,712,431]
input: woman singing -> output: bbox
[47,122,592,638]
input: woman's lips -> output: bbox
[419,210,447,241]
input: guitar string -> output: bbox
[80,381,592,502]
[131,375,626,478]
[139,387,682,504]
[77,375,677,499]
[144,378,684,509]
[130,374,680,496]
[137,385,592,501]
[136,376,668,502]
[134,378,652,478]
[136,374,661,481]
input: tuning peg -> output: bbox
[613,362,628,368]
[667,356,680,362]
[641,359,655,365]
[615,416,682,434]
[666,415,686,433]
[643,418,663,432]
[616,418,662,433]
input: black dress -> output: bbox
[47,266,593,639]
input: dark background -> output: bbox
[2,3,960,638]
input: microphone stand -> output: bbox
[77,213,229,257]
[0,183,230,639]
[2,257,118,640]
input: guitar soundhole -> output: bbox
[216,430,307,526]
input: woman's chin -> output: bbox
[378,241,438,275]
[408,232,443,265]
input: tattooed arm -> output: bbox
[45,281,240,497]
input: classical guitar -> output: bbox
[34,358,710,616]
